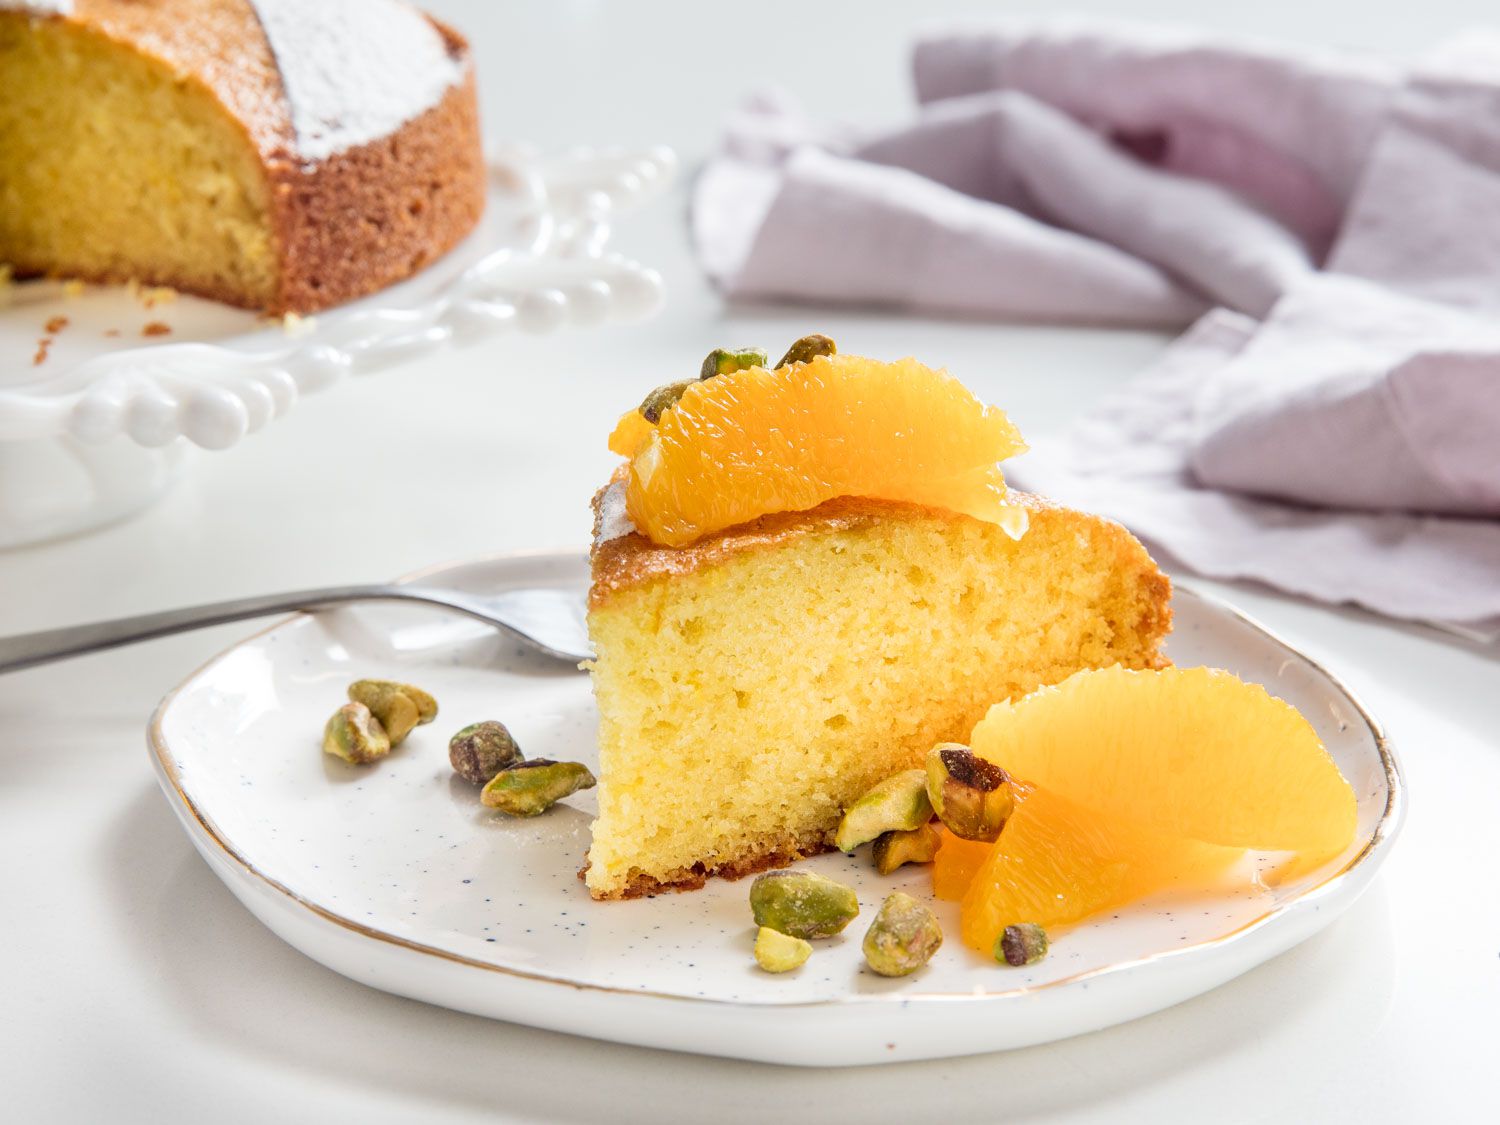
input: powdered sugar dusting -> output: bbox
[248,0,463,162]
[0,1,75,14]
[595,480,638,546]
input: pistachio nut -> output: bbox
[925,742,1014,842]
[996,923,1050,967]
[637,378,697,424]
[775,333,836,369]
[835,769,933,853]
[748,870,859,940]
[753,926,812,973]
[449,720,523,785]
[862,891,944,977]
[871,823,942,875]
[699,345,768,381]
[348,679,437,746]
[322,702,391,765]
[480,759,596,817]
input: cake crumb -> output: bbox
[141,286,178,309]
[142,321,172,338]
[32,313,71,365]
[62,279,85,299]
[281,311,317,338]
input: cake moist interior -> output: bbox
[0,11,278,307]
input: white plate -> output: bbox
[148,551,1403,1067]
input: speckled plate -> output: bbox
[147,549,1403,1067]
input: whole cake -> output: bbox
[0,0,486,313]
[583,342,1173,900]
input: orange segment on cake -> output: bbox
[582,341,1175,900]
[616,352,1030,548]
[0,0,485,313]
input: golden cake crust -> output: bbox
[590,487,1171,630]
[10,0,485,313]
[580,830,836,901]
[66,0,293,155]
[267,53,485,315]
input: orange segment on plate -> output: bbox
[933,665,1359,951]
[931,830,993,902]
[970,665,1358,862]
[618,353,1030,547]
[951,784,1244,953]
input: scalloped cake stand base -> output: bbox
[0,436,187,550]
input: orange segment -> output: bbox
[621,354,1029,548]
[608,410,655,458]
[955,784,1244,953]
[970,666,1358,863]
[936,665,1358,950]
[932,830,992,901]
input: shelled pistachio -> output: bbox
[862,892,943,977]
[699,345,768,380]
[871,823,942,875]
[481,759,595,817]
[775,334,836,369]
[347,679,437,746]
[748,871,859,940]
[835,769,932,853]
[449,721,523,784]
[322,702,391,765]
[996,923,1050,967]
[753,926,812,973]
[925,742,1014,842]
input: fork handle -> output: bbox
[0,585,453,674]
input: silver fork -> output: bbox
[0,584,593,674]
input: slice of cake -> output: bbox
[0,0,485,313]
[583,343,1171,900]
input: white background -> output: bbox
[3,1,1498,1121]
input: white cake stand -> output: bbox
[0,144,675,549]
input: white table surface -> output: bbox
[3,2,1498,1121]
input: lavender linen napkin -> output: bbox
[691,21,1500,638]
